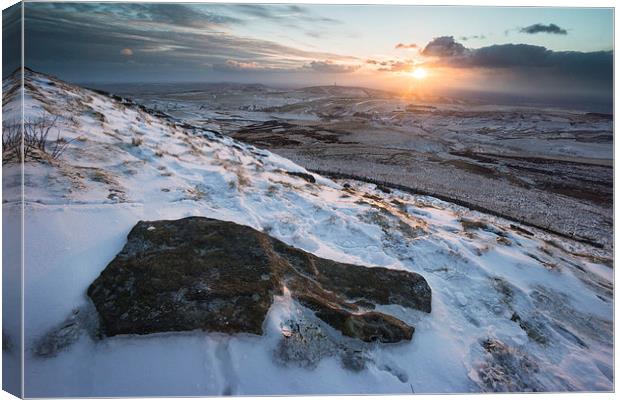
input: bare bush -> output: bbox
[2,121,22,163]
[2,115,74,164]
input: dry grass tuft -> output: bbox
[131,136,143,146]
[3,115,74,164]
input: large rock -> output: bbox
[87,217,431,343]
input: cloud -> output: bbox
[230,4,340,25]
[425,40,611,76]
[367,59,414,72]
[304,60,360,73]
[305,31,323,38]
[47,2,240,29]
[231,4,274,19]
[520,23,567,35]
[421,36,466,57]
[460,35,486,41]
[213,60,262,71]
[378,60,414,72]
[23,3,358,82]
[366,59,389,66]
[129,3,241,28]
[395,43,418,49]
[120,48,133,56]
[420,36,612,95]
[3,4,21,77]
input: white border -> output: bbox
[0,1,616,400]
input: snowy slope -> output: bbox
[2,70,613,396]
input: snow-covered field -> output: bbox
[111,82,613,250]
[3,70,613,396]
[124,83,613,163]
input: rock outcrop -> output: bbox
[88,217,431,343]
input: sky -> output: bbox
[12,2,615,104]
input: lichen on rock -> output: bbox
[87,217,432,343]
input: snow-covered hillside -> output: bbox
[2,70,613,396]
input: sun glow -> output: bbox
[410,66,428,80]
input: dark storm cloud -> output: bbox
[421,36,612,99]
[422,36,611,81]
[467,44,593,69]
[520,23,568,35]
[23,3,355,82]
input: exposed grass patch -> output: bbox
[131,136,143,146]
[285,171,316,184]
[266,185,278,197]
[496,236,511,246]
[90,170,115,185]
[510,224,533,236]
[459,217,490,232]
[185,185,209,201]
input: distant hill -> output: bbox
[295,85,397,98]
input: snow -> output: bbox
[3,70,613,396]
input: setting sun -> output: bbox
[410,66,428,80]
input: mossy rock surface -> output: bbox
[88,217,431,342]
